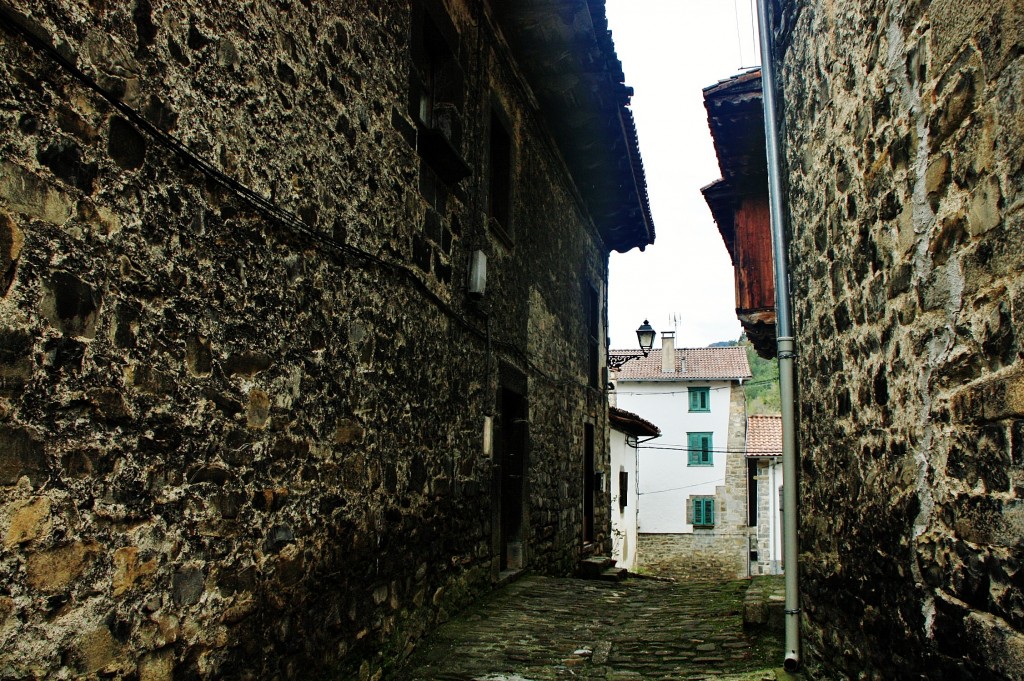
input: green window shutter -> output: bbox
[688,387,710,412]
[693,498,704,525]
[688,433,713,466]
[705,498,715,525]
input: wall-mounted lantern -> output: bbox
[608,320,656,369]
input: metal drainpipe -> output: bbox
[755,0,801,672]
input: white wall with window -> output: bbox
[614,378,735,533]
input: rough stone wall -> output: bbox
[636,530,748,581]
[775,0,1024,678]
[0,1,612,678]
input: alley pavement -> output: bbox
[393,574,786,681]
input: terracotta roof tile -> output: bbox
[746,414,782,456]
[611,346,751,381]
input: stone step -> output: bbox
[578,556,627,581]
[594,566,628,582]
[578,556,616,577]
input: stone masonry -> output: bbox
[0,1,650,678]
[771,0,1024,678]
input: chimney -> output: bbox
[661,331,675,373]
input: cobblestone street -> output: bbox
[394,575,787,681]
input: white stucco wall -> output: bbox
[614,379,735,533]
[609,427,640,569]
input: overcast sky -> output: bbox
[605,0,761,350]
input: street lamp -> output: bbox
[608,320,656,369]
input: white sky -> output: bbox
[605,0,761,350]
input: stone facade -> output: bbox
[771,0,1024,678]
[0,1,651,678]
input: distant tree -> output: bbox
[741,337,780,414]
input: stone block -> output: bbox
[952,366,1024,422]
[40,270,103,339]
[246,388,270,428]
[967,175,1003,236]
[138,649,174,681]
[0,212,24,294]
[108,117,146,169]
[3,496,52,546]
[172,567,205,606]
[26,541,97,592]
[0,161,73,225]
[0,425,46,486]
[112,546,159,596]
[73,625,119,674]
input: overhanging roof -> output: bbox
[701,68,766,253]
[493,0,654,253]
[609,406,660,437]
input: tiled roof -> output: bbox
[611,346,751,381]
[746,414,782,457]
[609,406,661,438]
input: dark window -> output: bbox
[587,285,600,389]
[619,470,629,512]
[410,4,469,185]
[487,110,513,240]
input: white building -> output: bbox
[611,331,751,579]
[608,407,660,570]
[745,414,784,575]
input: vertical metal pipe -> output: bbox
[755,0,801,671]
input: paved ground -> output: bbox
[394,575,788,681]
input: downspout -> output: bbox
[755,0,800,672]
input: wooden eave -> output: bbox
[491,0,654,253]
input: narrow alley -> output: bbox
[395,574,786,681]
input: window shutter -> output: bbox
[693,498,704,526]
[705,498,715,525]
[701,434,712,464]
[687,433,699,465]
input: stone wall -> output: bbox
[637,530,749,581]
[0,1,615,678]
[774,0,1024,678]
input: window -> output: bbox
[409,3,470,185]
[487,109,513,240]
[692,496,715,527]
[587,285,600,389]
[687,432,713,466]
[688,386,710,412]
